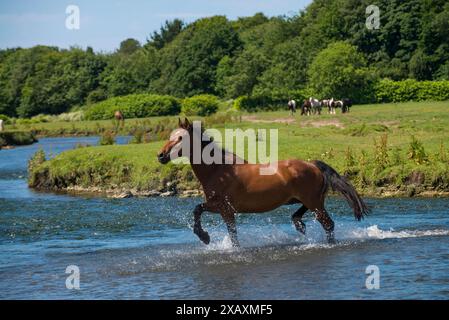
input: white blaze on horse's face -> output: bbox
[168,128,190,163]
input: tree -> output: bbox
[147,19,185,50]
[151,16,241,96]
[117,38,141,55]
[308,41,376,102]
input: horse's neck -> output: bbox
[189,144,245,186]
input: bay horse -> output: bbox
[301,99,311,116]
[158,118,369,247]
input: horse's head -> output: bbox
[157,118,193,164]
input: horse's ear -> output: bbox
[184,117,191,128]
[178,118,183,128]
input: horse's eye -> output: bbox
[178,136,182,141]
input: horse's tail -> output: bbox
[313,160,369,221]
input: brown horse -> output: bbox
[114,110,125,130]
[158,118,369,247]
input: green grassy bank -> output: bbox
[28,101,449,197]
[0,131,37,149]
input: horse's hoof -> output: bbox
[326,232,336,244]
[199,231,210,245]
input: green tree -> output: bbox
[308,41,375,102]
[147,19,185,50]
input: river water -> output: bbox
[0,137,448,299]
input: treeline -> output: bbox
[1,0,449,118]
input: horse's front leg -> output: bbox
[221,210,239,247]
[193,204,210,244]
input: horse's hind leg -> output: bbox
[220,211,239,247]
[193,204,210,244]
[314,208,335,244]
[292,205,308,235]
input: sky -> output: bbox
[0,0,312,52]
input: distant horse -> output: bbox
[341,98,352,113]
[321,99,331,112]
[158,118,369,247]
[334,100,344,111]
[328,98,337,114]
[301,99,311,116]
[114,110,125,129]
[309,97,322,115]
[0,119,4,132]
[288,99,297,116]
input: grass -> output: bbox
[28,101,449,197]
[0,131,37,148]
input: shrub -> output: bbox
[181,95,219,116]
[408,136,428,164]
[84,94,181,120]
[0,114,10,123]
[234,90,306,112]
[57,111,84,122]
[99,130,116,145]
[0,131,37,147]
[28,149,46,173]
[375,79,449,103]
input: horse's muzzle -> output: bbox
[157,153,170,164]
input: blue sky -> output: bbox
[0,0,311,52]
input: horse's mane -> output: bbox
[180,119,247,165]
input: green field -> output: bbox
[28,101,449,197]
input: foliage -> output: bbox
[375,79,449,103]
[84,94,181,120]
[0,131,37,147]
[308,42,377,103]
[408,136,428,164]
[234,90,306,112]
[99,130,116,145]
[1,1,449,117]
[181,95,219,116]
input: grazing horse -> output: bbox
[342,98,352,113]
[157,118,369,247]
[328,98,336,114]
[334,100,344,111]
[321,99,330,112]
[301,99,311,116]
[287,99,297,116]
[309,97,322,115]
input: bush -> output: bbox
[84,94,181,120]
[0,131,37,147]
[375,79,449,103]
[0,114,10,123]
[99,130,116,145]
[181,95,219,116]
[234,90,306,112]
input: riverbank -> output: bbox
[27,101,449,198]
[0,131,37,149]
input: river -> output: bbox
[0,137,448,299]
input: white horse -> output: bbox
[288,99,297,116]
[309,97,322,115]
[0,119,4,132]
